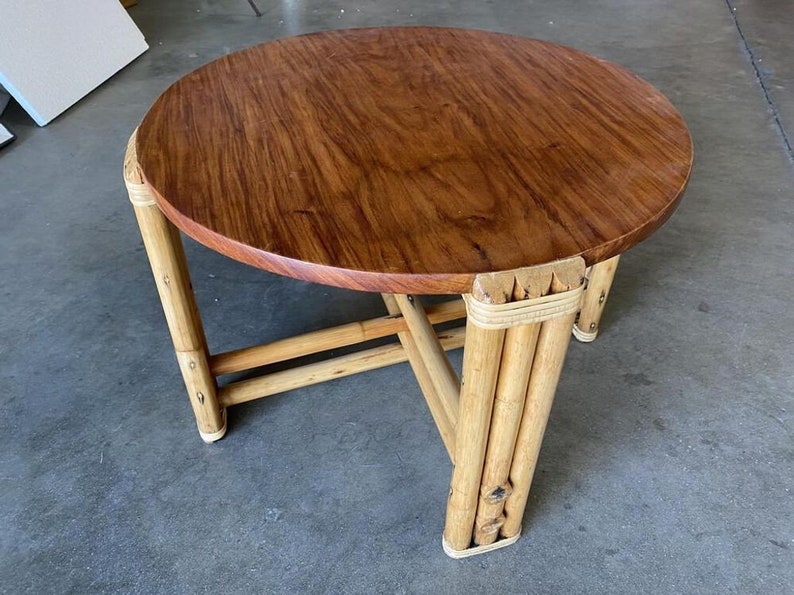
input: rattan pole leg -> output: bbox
[573,255,620,342]
[392,294,460,422]
[501,274,579,538]
[443,313,506,554]
[125,132,226,443]
[381,294,457,460]
[472,319,541,545]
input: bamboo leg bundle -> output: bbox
[125,131,226,442]
[573,255,620,342]
[471,269,551,546]
[443,257,585,557]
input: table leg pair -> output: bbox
[125,134,621,557]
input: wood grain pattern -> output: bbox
[136,27,692,294]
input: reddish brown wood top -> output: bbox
[136,27,692,294]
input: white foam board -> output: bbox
[0,123,13,148]
[0,1,148,126]
[0,86,10,114]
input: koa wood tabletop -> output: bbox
[135,27,692,295]
[126,27,693,558]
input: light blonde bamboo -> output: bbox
[382,294,456,461]
[472,270,551,545]
[127,136,225,441]
[132,207,205,351]
[176,349,226,443]
[392,295,460,424]
[501,267,583,538]
[443,280,512,552]
[211,299,466,376]
[573,255,620,342]
[218,327,466,407]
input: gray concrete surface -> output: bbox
[728,0,794,160]
[1,0,792,592]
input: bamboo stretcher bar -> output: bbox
[382,294,457,461]
[210,299,466,376]
[218,327,466,407]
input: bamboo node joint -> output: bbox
[474,515,506,535]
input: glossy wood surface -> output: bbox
[136,27,692,294]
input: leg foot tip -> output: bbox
[572,324,598,343]
[199,410,227,443]
[442,531,521,559]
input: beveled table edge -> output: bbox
[144,166,692,295]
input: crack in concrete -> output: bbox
[725,0,794,162]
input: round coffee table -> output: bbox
[125,27,692,557]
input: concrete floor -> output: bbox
[2,0,792,592]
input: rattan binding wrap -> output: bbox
[463,284,584,330]
[124,129,156,207]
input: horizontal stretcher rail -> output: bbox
[218,326,466,407]
[210,299,466,376]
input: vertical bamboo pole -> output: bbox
[471,269,551,545]
[392,294,460,423]
[442,276,512,552]
[573,255,620,342]
[125,132,226,442]
[501,268,581,538]
[381,294,456,460]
